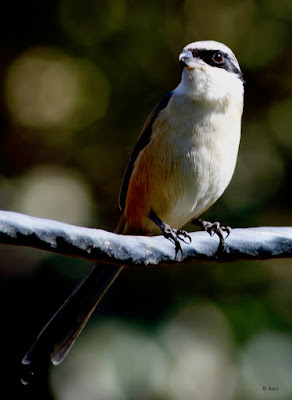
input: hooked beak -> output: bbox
[179,50,204,70]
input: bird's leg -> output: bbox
[150,211,191,256]
[191,218,231,253]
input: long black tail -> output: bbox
[21,263,123,384]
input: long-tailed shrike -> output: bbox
[22,40,244,383]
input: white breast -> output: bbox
[154,94,242,229]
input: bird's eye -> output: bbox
[212,52,225,64]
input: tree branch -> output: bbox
[0,210,291,266]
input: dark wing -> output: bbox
[118,91,173,211]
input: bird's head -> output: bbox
[178,40,244,108]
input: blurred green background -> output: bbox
[1,0,291,399]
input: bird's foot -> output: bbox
[192,218,231,253]
[149,211,191,258]
[160,222,192,256]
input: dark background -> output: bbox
[1,0,291,399]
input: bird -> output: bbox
[21,40,244,384]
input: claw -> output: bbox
[177,229,192,244]
[160,223,185,257]
[225,226,231,238]
[149,212,192,258]
[192,218,231,253]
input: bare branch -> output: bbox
[0,210,291,266]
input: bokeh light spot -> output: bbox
[52,304,237,400]
[240,331,292,399]
[5,47,110,138]
[11,165,94,226]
